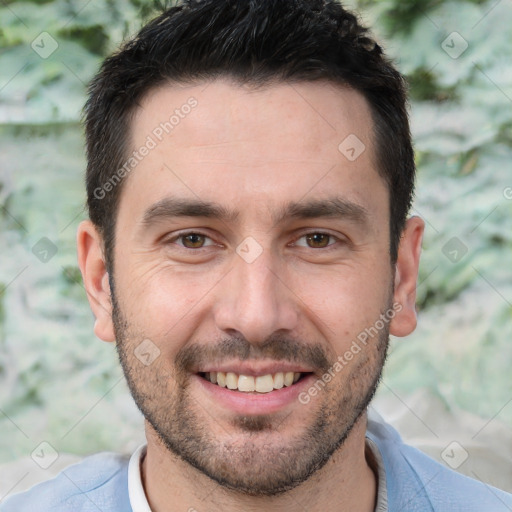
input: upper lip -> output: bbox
[195,361,314,377]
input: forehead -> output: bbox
[134,78,375,160]
[120,78,387,226]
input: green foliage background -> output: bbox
[0,0,511,460]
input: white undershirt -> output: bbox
[128,444,152,512]
[127,440,387,512]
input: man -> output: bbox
[2,0,511,510]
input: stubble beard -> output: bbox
[111,290,390,497]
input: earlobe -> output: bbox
[389,216,425,338]
[76,220,116,342]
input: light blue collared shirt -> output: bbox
[1,414,511,511]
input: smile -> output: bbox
[198,371,307,393]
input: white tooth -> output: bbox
[293,372,301,383]
[238,375,255,392]
[217,371,226,387]
[226,372,238,390]
[210,372,217,384]
[255,374,274,393]
[284,371,294,386]
[273,372,284,389]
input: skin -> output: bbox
[77,79,424,512]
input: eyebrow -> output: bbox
[141,198,240,226]
[273,197,369,226]
[141,196,369,228]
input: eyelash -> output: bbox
[166,230,342,251]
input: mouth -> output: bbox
[194,367,316,415]
[198,371,310,393]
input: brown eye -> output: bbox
[180,233,207,248]
[305,233,332,248]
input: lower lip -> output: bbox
[194,374,315,415]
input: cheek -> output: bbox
[114,259,220,340]
[296,265,392,343]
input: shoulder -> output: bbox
[0,451,131,512]
[367,414,512,511]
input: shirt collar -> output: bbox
[128,438,388,512]
[128,443,152,512]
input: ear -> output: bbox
[76,220,116,342]
[389,216,425,338]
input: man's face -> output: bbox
[106,79,397,495]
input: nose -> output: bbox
[212,245,299,345]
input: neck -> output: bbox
[141,413,376,512]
